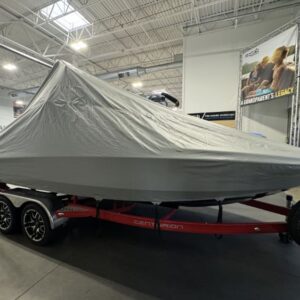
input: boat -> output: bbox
[1,60,300,203]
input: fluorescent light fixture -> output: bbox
[41,0,90,32]
[132,81,143,88]
[70,40,88,51]
[3,63,17,71]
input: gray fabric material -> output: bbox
[1,61,300,202]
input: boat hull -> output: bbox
[1,156,299,202]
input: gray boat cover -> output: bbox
[1,60,300,202]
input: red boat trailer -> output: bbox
[1,183,300,246]
[55,197,293,237]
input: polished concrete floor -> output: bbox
[0,194,300,300]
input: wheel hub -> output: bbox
[0,202,12,230]
[23,209,46,242]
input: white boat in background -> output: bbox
[1,61,300,203]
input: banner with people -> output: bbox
[241,25,298,106]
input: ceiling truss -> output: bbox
[0,0,299,101]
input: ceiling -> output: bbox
[0,0,299,103]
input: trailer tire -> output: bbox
[0,196,19,234]
[21,203,53,246]
[287,201,300,245]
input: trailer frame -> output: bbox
[0,184,299,246]
[55,197,289,235]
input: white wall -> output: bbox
[242,97,290,143]
[183,14,294,114]
[184,50,240,113]
[0,91,13,130]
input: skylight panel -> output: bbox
[54,11,90,31]
[41,0,90,32]
[41,0,73,19]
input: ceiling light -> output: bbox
[70,41,88,51]
[3,63,17,71]
[132,81,143,88]
[14,100,25,106]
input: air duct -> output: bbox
[2,36,182,96]
[96,61,182,81]
[8,60,182,98]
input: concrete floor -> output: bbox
[0,194,300,300]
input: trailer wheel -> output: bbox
[287,201,300,245]
[0,196,18,234]
[21,204,53,246]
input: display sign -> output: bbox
[190,111,236,121]
[241,25,298,106]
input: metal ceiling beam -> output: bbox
[0,35,54,67]
[1,0,292,70]
[0,2,108,72]
[183,0,300,30]
[80,0,227,42]
[0,36,182,93]
[70,0,289,44]
[79,37,182,62]
[0,4,65,46]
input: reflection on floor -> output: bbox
[0,193,300,300]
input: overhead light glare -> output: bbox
[15,100,25,106]
[3,63,17,71]
[70,41,88,51]
[132,81,143,88]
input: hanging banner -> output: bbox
[241,25,298,106]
